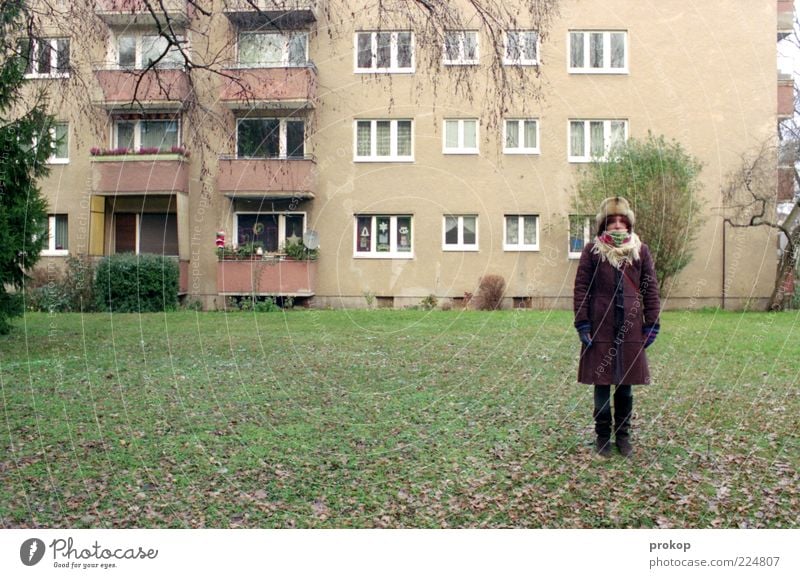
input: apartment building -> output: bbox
[29,0,786,309]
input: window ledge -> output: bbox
[503,150,541,156]
[568,69,629,75]
[504,247,540,252]
[443,247,479,252]
[443,150,479,155]
[24,73,70,80]
[354,69,416,75]
[353,158,415,163]
[353,253,414,259]
[42,250,69,257]
[46,159,69,165]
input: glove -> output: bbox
[643,323,660,348]
[575,321,592,349]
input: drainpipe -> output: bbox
[722,219,726,310]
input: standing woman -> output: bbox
[573,197,661,457]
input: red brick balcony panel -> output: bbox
[217,260,317,296]
[219,67,316,107]
[93,157,189,194]
[95,69,190,108]
[218,158,316,195]
[778,78,795,117]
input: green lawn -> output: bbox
[1,309,798,528]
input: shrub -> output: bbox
[420,294,437,310]
[25,256,95,312]
[476,274,506,310]
[94,254,178,313]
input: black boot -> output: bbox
[594,386,612,458]
[614,385,633,457]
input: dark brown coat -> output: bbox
[573,242,661,385]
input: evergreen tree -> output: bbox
[0,0,54,333]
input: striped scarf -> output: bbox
[592,231,642,269]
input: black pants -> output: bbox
[593,384,633,439]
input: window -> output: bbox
[443,119,478,154]
[355,31,414,72]
[117,34,183,69]
[569,215,592,258]
[504,30,538,65]
[235,213,305,253]
[569,30,627,73]
[237,118,305,159]
[354,120,413,162]
[504,215,539,251]
[43,215,69,256]
[443,31,478,65]
[19,37,70,77]
[114,118,180,152]
[114,213,178,255]
[355,215,413,258]
[568,119,627,162]
[503,119,539,154]
[238,32,307,68]
[443,215,478,251]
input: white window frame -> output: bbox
[442,215,479,251]
[237,31,308,68]
[443,119,479,155]
[235,118,306,159]
[42,214,69,256]
[503,119,540,155]
[504,215,540,251]
[354,215,414,259]
[567,119,628,163]
[354,119,414,162]
[233,212,307,252]
[114,32,185,70]
[113,118,181,152]
[443,31,479,65]
[503,30,539,66]
[568,30,628,74]
[22,37,70,78]
[354,31,415,73]
[568,215,592,259]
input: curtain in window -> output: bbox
[55,39,69,73]
[377,32,391,68]
[142,35,182,69]
[396,217,411,252]
[376,121,390,156]
[396,121,411,156]
[610,33,625,68]
[356,121,372,156]
[288,34,307,65]
[463,216,476,245]
[506,32,521,61]
[570,121,584,157]
[444,33,459,61]
[610,121,625,151]
[54,215,68,251]
[376,216,391,252]
[523,32,537,61]
[238,214,278,252]
[523,217,537,245]
[285,215,304,245]
[140,213,178,255]
[570,32,583,67]
[445,120,459,148]
[506,217,519,245]
[445,216,459,245]
[357,33,372,68]
[590,121,604,158]
[464,32,478,60]
[141,120,178,151]
[54,123,68,159]
[118,36,136,69]
[36,41,51,74]
[463,121,477,149]
[397,32,412,68]
[239,33,283,67]
[524,121,537,148]
[356,216,372,252]
[116,121,135,151]
[505,121,519,148]
[590,32,604,68]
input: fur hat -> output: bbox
[595,196,635,234]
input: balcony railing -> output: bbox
[217,259,317,296]
[92,154,189,194]
[778,76,795,118]
[94,0,188,25]
[224,0,317,27]
[94,69,190,109]
[218,157,316,198]
[219,65,316,109]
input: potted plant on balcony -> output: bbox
[283,240,318,261]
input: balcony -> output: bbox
[224,0,317,28]
[92,154,189,195]
[219,66,316,110]
[94,69,190,110]
[94,0,188,26]
[217,259,317,296]
[778,75,794,118]
[778,0,794,32]
[218,157,316,199]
